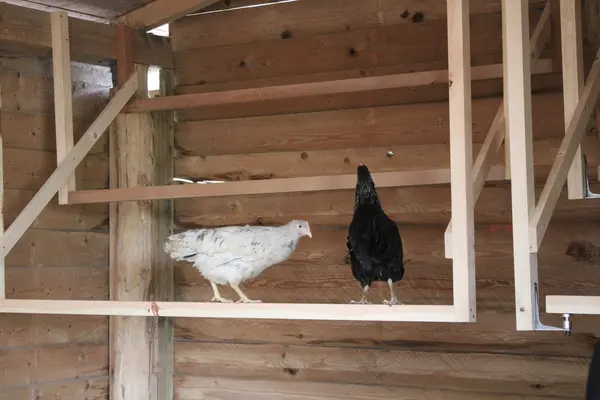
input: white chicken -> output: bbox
[164,220,312,303]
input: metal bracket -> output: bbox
[583,155,600,198]
[533,282,572,335]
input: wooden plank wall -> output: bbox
[0,56,110,398]
[171,1,600,399]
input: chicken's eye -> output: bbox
[297,224,302,228]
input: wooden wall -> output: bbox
[0,56,110,398]
[170,1,600,399]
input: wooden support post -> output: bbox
[115,24,134,88]
[561,0,586,199]
[447,0,475,322]
[50,11,75,205]
[444,1,552,259]
[111,65,174,400]
[0,106,4,299]
[503,0,538,331]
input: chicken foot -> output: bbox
[209,281,233,303]
[350,285,371,304]
[230,284,262,303]
[383,279,402,306]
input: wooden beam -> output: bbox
[50,11,75,205]
[111,65,174,400]
[447,0,475,322]
[0,73,139,257]
[0,108,4,299]
[530,44,600,251]
[119,0,221,30]
[115,24,134,88]
[444,1,552,259]
[561,0,586,199]
[546,295,600,315]
[0,2,173,68]
[66,166,507,205]
[124,62,553,112]
[503,0,538,331]
[0,299,458,322]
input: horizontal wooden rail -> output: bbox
[0,299,457,322]
[546,295,600,315]
[67,166,506,204]
[124,60,554,112]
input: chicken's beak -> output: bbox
[306,228,312,238]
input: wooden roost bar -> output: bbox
[0,0,599,398]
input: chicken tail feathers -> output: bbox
[163,232,198,261]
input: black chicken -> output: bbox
[346,164,404,305]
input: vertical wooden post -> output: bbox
[447,0,476,322]
[111,65,174,400]
[51,11,75,205]
[503,0,538,331]
[0,101,5,299]
[561,0,586,199]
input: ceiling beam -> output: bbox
[0,2,173,68]
[119,0,221,30]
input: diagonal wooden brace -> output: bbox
[530,44,600,252]
[0,73,139,257]
[444,1,552,258]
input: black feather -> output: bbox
[347,165,404,289]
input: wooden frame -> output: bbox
[444,0,552,259]
[0,4,481,323]
[501,0,600,331]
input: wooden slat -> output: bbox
[6,266,108,301]
[0,343,107,387]
[173,182,600,228]
[0,3,173,68]
[6,230,108,268]
[0,314,107,348]
[120,0,221,30]
[173,92,567,156]
[67,168,505,205]
[174,343,589,398]
[171,0,548,51]
[127,63,516,113]
[3,189,108,231]
[173,375,583,400]
[173,311,600,357]
[172,10,544,86]
[175,137,591,182]
[3,149,107,192]
[1,110,107,154]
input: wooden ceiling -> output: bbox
[12,0,154,19]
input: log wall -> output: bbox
[171,1,600,399]
[0,56,110,398]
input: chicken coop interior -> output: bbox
[2,0,600,398]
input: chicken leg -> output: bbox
[230,284,262,303]
[383,278,402,306]
[350,285,371,304]
[209,281,233,303]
